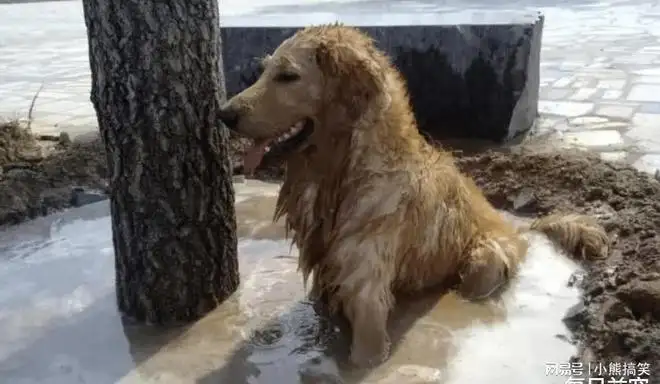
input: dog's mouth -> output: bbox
[243,118,314,174]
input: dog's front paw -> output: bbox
[457,253,510,301]
[349,334,391,368]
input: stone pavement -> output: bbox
[1,0,660,175]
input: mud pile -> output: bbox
[0,121,107,226]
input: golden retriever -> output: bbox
[219,24,609,367]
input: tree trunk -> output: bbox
[82,0,239,323]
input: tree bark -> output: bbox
[82,0,238,323]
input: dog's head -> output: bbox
[219,24,389,173]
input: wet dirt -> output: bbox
[1,123,659,380]
[0,121,107,226]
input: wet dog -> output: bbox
[219,24,609,367]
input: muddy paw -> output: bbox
[532,214,611,261]
[456,254,510,301]
[578,225,610,260]
[349,336,391,368]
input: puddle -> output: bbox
[0,180,577,384]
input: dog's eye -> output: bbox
[274,72,301,83]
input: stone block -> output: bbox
[70,186,108,208]
[221,10,544,143]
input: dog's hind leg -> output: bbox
[456,234,528,300]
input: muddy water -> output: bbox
[0,180,579,384]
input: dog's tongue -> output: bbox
[243,139,271,175]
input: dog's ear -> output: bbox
[315,41,386,120]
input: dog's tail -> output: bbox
[520,214,610,260]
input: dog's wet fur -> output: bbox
[219,24,610,367]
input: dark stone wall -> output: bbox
[221,14,543,143]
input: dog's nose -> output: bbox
[219,105,239,129]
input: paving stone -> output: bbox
[572,79,593,88]
[628,84,660,102]
[535,115,566,133]
[570,88,599,101]
[559,62,588,71]
[563,130,624,149]
[552,119,572,132]
[55,125,99,139]
[581,69,628,80]
[567,116,628,131]
[596,79,627,89]
[28,122,61,136]
[37,92,78,101]
[614,54,657,65]
[633,77,660,84]
[58,116,97,127]
[34,101,90,115]
[633,68,660,76]
[639,47,660,54]
[0,96,32,112]
[600,152,627,163]
[632,154,660,175]
[542,88,572,100]
[539,101,594,117]
[638,103,660,114]
[569,116,610,125]
[626,113,660,153]
[602,90,624,100]
[553,77,574,87]
[594,104,636,119]
[581,122,631,130]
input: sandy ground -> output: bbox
[1,121,658,379]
